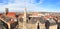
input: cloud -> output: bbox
[0,0,49,12]
[29,0,44,4]
[0,0,26,12]
[39,0,44,4]
[0,0,59,12]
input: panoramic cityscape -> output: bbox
[0,0,60,29]
[0,8,59,29]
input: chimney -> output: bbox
[5,8,9,15]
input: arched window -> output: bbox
[19,17,23,23]
[30,17,37,24]
[39,16,46,24]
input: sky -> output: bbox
[0,0,60,12]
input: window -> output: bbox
[39,16,46,24]
[19,18,23,23]
[30,17,37,24]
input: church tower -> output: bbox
[5,8,9,15]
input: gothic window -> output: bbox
[30,17,37,24]
[39,16,46,24]
[19,18,23,23]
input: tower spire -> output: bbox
[23,8,27,29]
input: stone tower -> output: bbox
[5,8,9,15]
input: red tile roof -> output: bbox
[6,12,16,18]
[44,15,53,19]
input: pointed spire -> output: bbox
[24,7,27,17]
[24,7,27,13]
[23,7,27,29]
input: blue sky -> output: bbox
[0,0,60,12]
